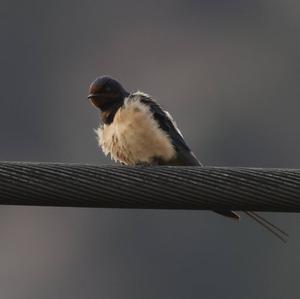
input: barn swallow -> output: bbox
[88,75,288,242]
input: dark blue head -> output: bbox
[88,76,129,111]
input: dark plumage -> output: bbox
[139,94,201,166]
[88,76,129,124]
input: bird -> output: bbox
[87,75,288,242]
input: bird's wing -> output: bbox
[139,95,201,166]
[139,96,289,238]
[139,94,240,220]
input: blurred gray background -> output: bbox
[0,0,299,298]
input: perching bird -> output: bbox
[88,75,288,242]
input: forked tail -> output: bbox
[244,211,289,243]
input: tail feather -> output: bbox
[214,210,240,220]
[214,210,288,242]
[247,211,289,237]
[244,211,288,243]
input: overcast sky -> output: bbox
[0,1,299,298]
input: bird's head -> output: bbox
[88,76,129,111]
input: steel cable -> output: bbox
[0,162,299,211]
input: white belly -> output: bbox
[95,98,176,165]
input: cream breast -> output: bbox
[95,93,176,165]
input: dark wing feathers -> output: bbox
[139,95,288,233]
[140,96,201,166]
[140,95,239,220]
[140,97,289,235]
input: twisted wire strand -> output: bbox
[0,162,299,211]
